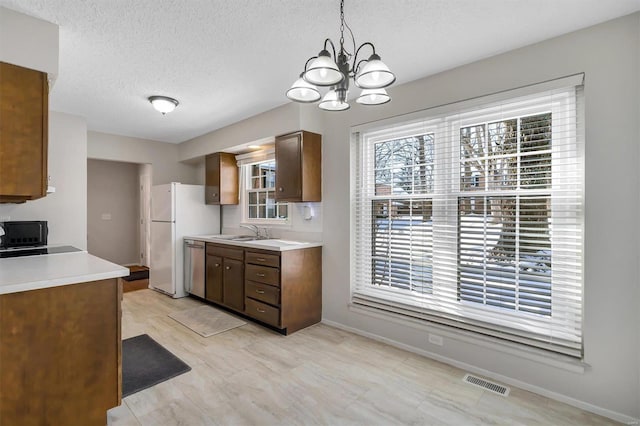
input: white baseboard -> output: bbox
[321,318,639,425]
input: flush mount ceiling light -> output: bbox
[286,0,395,111]
[148,96,179,114]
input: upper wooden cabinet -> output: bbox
[205,152,238,205]
[0,62,49,203]
[275,130,321,202]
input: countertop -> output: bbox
[0,250,129,295]
[184,235,322,251]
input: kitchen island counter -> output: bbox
[0,250,129,295]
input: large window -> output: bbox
[353,78,584,357]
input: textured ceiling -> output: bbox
[1,0,639,143]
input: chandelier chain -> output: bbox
[339,0,345,54]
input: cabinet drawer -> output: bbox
[245,281,280,306]
[245,264,279,286]
[245,298,280,327]
[246,251,280,268]
[206,244,243,260]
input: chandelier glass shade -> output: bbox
[286,75,322,103]
[286,0,395,110]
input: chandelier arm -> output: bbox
[352,42,377,73]
[353,59,369,76]
[323,38,338,60]
[303,56,318,73]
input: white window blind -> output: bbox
[352,75,584,358]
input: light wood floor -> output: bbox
[108,289,616,426]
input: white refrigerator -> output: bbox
[150,183,219,298]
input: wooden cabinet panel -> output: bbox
[274,133,302,200]
[206,244,243,260]
[245,281,280,306]
[0,62,48,202]
[205,152,238,205]
[222,258,244,311]
[0,279,120,425]
[275,130,321,202]
[246,251,280,268]
[245,264,280,287]
[205,254,223,303]
[245,298,280,327]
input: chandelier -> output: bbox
[286,0,396,111]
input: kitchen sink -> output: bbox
[229,235,260,241]
[248,239,306,246]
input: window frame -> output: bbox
[351,80,584,357]
[240,158,290,226]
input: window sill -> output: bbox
[348,303,588,373]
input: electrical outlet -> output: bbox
[428,333,444,346]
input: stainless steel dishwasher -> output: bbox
[184,239,205,298]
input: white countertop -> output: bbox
[184,235,322,251]
[0,251,129,295]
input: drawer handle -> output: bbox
[255,289,265,294]
[256,273,265,277]
[256,258,266,262]
[256,308,266,313]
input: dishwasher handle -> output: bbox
[185,243,205,249]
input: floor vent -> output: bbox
[463,374,510,396]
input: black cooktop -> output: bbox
[0,245,81,259]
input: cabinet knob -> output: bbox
[278,187,284,192]
[215,263,220,267]
[212,193,218,198]
[225,266,230,270]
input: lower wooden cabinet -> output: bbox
[204,242,322,334]
[205,254,223,303]
[0,279,121,425]
[222,257,244,311]
[206,244,244,311]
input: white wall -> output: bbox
[87,131,198,185]
[87,159,139,265]
[0,112,87,249]
[179,103,302,162]
[318,12,639,421]
[0,7,58,79]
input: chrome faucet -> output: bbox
[240,224,260,237]
[240,225,261,238]
[239,224,271,239]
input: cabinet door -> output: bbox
[205,153,221,204]
[205,152,239,205]
[275,133,302,201]
[0,62,48,201]
[205,254,223,303]
[222,258,244,311]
